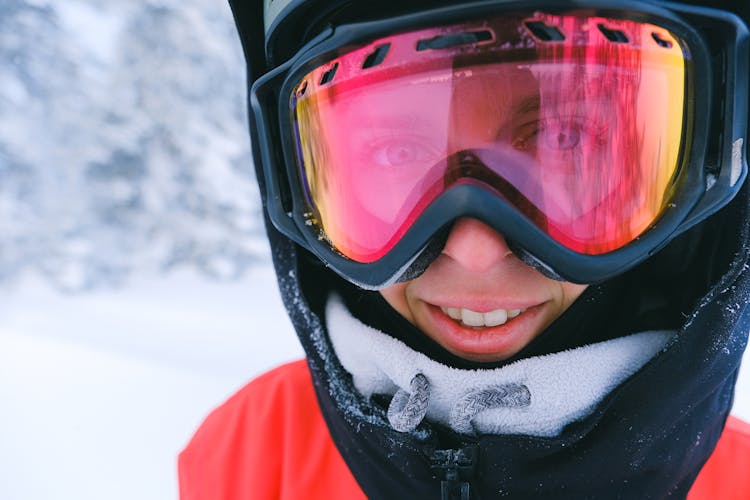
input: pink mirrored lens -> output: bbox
[293,13,686,262]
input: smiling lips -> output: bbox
[440,306,526,328]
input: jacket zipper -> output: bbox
[428,445,478,500]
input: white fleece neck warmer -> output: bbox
[326,295,673,437]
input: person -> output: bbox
[179,0,750,498]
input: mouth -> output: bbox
[439,306,527,328]
[420,301,547,362]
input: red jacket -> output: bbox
[179,360,750,500]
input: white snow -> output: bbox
[0,267,303,500]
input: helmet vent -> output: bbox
[597,24,629,43]
[362,43,392,69]
[651,32,673,49]
[524,21,565,42]
[319,62,339,85]
[416,29,493,51]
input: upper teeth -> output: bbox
[440,306,524,327]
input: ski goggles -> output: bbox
[251,0,749,288]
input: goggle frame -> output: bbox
[250,0,749,288]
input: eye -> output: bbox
[512,119,605,153]
[366,137,440,168]
[540,121,581,150]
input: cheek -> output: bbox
[559,282,589,310]
[379,283,415,323]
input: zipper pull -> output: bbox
[428,446,477,500]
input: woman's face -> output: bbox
[380,218,587,363]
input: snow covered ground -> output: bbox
[0,266,748,500]
[0,266,303,500]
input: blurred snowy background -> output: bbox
[0,1,302,499]
[1,0,265,288]
[0,1,747,500]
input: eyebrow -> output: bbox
[359,113,437,131]
[512,95,541,117]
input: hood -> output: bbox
[229,1,750,497]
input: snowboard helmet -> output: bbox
[231,0,750,289]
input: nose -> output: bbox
[441,218,514,272]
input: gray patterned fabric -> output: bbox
[387,373,430,432]
[449,385,532,435]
